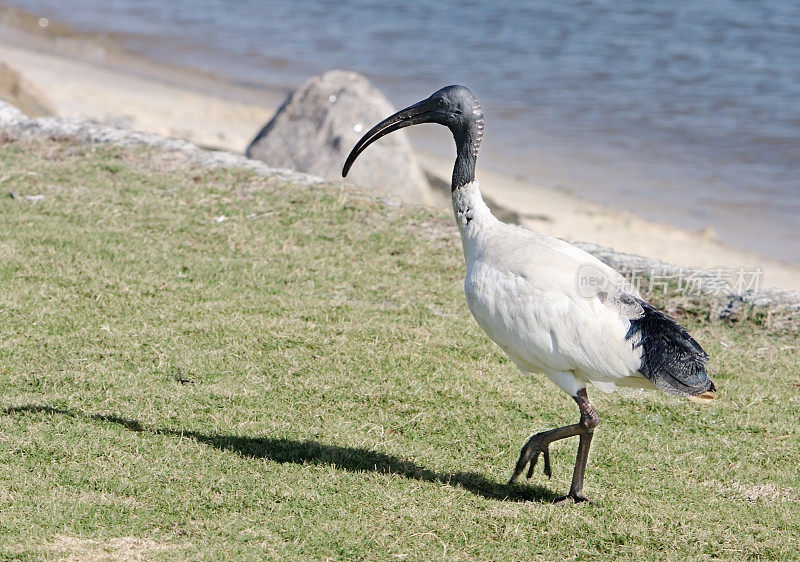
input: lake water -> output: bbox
[3,0,799,264]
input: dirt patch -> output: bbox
[743,484,796,503]
[0,61,53,117]
[49,534,182,561]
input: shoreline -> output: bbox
[1,4,799,292]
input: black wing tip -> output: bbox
[627,298,714,397]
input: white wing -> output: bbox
[462,219,651,393]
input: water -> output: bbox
[4,0,799,264]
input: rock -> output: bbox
[0,96,28,125]
[246,70,434,205]
[0,61,54,117]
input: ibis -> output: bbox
[342,85,716,503]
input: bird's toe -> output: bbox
[553,492,592,505]
[509,435,550,484]
[525,444,550,479]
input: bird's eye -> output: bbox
[437,98,446,107]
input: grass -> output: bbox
[0,139,798,560]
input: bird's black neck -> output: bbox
[451,125,482,192]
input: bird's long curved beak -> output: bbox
[342,97,436,177]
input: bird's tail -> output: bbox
[688,381,717,404]
[627,301,716,399]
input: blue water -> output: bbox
[4,0,799,264]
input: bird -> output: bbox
[342,85,716,503]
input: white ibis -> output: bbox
[342,85,716,503]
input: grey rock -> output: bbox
[0,99,26,125]
[246,70,434,205]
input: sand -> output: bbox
[1,8,797,291]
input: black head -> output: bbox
[342,85,484,184]
[420,85,484,130]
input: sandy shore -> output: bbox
[0,42,276,153]
[1,8,798,291]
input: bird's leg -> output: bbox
[508,389,600,503]
[560,389,600,502]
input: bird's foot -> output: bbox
[507,433,551,485]
[553,492,592,505]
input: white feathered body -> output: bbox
[453,181,654,396]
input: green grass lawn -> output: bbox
[1,139,798,560]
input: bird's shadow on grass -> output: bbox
[3,404,558,503]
